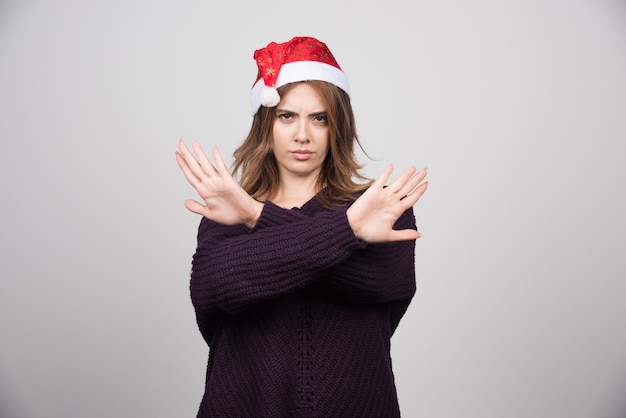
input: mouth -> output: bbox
[291,150,314,160]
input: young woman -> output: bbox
[176,36,428,417]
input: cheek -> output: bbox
[319,137,331,158]
[271,124,283,146]
[321,132,330,149]
[272,122,290,139]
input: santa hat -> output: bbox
[250,36,350,115]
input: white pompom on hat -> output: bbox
[250,36,350,115]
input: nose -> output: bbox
[294,120,310,144]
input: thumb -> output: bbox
[184,199,208,216]
[388,229,422,242]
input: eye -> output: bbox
[277,112,294,121]
[313,114,328,124]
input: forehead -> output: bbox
[278,83,327,111]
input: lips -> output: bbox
[291,150,313,161]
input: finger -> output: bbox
[178,140,204,180]
[177,139,195,161]
[191,140,219,176]
[401,181,428,207]
[176,151,202,188]
[386,166,417,194]
[398,167,427,198]
[184,199,209,217]
[412,167,428,185]
[374,164,394,190]
[211,146,230,175]
[388,229,422,241]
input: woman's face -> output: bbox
[271,83,330,183]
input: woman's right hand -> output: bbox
[175,140,263,229]
[347,165,428,243]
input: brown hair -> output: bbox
[232,80,372,208]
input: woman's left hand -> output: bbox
[175,140,263,228]
[347,165,428,243]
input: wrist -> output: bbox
[244,200,264,229]
[346,206,363,241]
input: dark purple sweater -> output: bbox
[190,195,417,417]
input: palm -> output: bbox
[347,165,428,243]
[176,140,261,227]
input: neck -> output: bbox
[272,176,320,209]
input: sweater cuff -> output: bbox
[320,208,367,251]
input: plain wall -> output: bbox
[1,1,625,417]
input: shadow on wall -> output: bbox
[0,0,21,48]
[0,383,24,418]
[610,374,626,418]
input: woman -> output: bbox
[176,36,428,417]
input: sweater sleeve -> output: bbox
[314,207,417,305]
[254,200,417,306]
[190,203,366,315]
[313,207,417,334]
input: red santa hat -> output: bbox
[250,36,350,115]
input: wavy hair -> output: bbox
[231,80,372,209]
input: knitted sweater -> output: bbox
[190,195,417,417]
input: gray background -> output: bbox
[1,0,625,417]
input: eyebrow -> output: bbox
[276,108,328,118]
